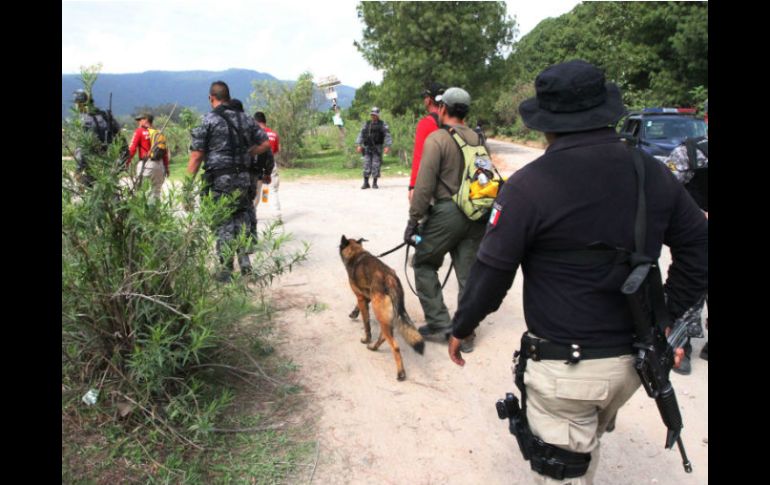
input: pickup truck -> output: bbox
[618,108,707,162]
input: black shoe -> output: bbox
[460,333,476,353]
[361,177,370,189]
[699,342,708,361]
[418,324,451,339]
[672,355,692,375]
[372,178,379,189]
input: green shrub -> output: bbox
[62,117,308,446]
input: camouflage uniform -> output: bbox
[74,108,121,186]
[190,105,268,272]
[664,140,708,184]
[355,119,392,179]
[664,140,709,354]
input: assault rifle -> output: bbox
[622,263,695,473]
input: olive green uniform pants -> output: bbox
[412,200,486,328]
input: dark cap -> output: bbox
[134,112,154,123]
[421,82,446,101]
[518,59,625,133]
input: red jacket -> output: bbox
[127,127,169,170]
[409,109,440,188]
[263,126,280,154]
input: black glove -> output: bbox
[404,220,420,246]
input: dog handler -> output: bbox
[447,60,708,484]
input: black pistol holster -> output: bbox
[495,333,592,480]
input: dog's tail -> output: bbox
[388,276,425,355]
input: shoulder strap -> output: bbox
[212,106,248,159]
[685,139,699,171]
[428,112,439,126]
[435,126,465,194]
[684,137,708,171]
[697,139,708,158]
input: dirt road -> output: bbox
[259,139,708,484]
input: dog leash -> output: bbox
[376,241,407,258]
[403,244,454,298]
[376,240,454,297]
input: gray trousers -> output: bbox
[363,145,384,178]
[412,200,486,328]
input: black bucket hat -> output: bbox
[519,60,625,133]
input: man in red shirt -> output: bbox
[408,82,446,202]
[254,111,281,211]
[126,113,169,198]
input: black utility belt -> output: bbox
[203,166,248,178]
[521,332,633,364]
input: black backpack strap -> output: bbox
[428,112,439,126]
[684,137,707,171]
[212,106,249,162]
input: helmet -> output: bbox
[73,89,89,104]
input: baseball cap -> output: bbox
[438,87,471,108]
[421,82,446,101]
[370,106,380,115]
[134,112,154,123]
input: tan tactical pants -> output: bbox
[523,351,641,485]
[136,160,165,199]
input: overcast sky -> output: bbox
[62,0,582,88]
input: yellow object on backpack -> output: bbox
[147,128,168,161]
[469,178,505,199]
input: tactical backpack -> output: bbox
[147,128,168,161]
[441,127,504,221]
[683,137,708,211]
[83,110,119,146]
[363,120,386,146]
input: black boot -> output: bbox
[361,177,370,189]
[372,177,379,189]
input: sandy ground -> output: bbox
[254,138,708,484]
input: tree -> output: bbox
[507,2,707,108]
[354,1,516,116]
[250,72,318,167]
[348,81,381,121]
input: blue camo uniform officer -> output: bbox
[355,107,392,189]
[664,132,709,370]
[73,89,122,187]
[187,82,270,281]
[448,60,708,484]
[223,99,273,251]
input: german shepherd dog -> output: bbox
[339,235,425,380]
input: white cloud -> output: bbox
[62,0,580,88]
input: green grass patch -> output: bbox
[282,148,409,180]
[62,298,317,485]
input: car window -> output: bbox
[644,118,707,140]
